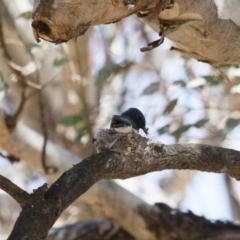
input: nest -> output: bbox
[93,129,153,162]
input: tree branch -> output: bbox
[7,130,240,239]
[46,205,240,240]
[47,219,134,240]
[48,208,240,240]
[0,175,29,208]
[31,0,240,64]
[153,203,240,240]
[81,179,159,240]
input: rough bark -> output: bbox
[47,219,134,240]
[31,0,240,64]
[153,203,240,240]
[4,129,240,240]
[93,129,240,180]
[46,208,240,240]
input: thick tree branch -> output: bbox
[31,0,240,64]
[47,219,134,240]
[47,205,240,240]
[7,130,240,240]
[31,0,156,43]
[46,210,240,240]
[81,179,160,240]
[153,203,240,240]
[0,175,29,208]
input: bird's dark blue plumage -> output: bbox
[110,108,148,134]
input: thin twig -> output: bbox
[26,76,56,99]
[140,37,164,52]
[31,54,57,174]
[25,79,42,89]
[0,174,29,207]
[0,10,27,130]
[0,7,11,60]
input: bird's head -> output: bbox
[110,108,148,134]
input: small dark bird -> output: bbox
[110,108,148,134]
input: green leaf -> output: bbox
[142,82,159,95]
[157,124,170,135]
[193,118,209,128]
[95,64,120,87]
[58,114,83,126]
[220,118,239,141]
[173,80,186,87]
[203,75,223,85]
[172,124,192,139]
[53,58,69,67]
[25,42,41,53]
[163,99,178,114]
[18,11,32,19]
[95,62,132,87]
[217,64,239,69]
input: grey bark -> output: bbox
[31,0,240,64]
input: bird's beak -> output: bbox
[142,127,149,135]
